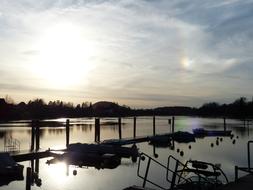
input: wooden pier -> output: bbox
[11,150,59,162]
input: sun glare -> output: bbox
[33,22,96,88]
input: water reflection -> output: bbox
[0,116,253,190]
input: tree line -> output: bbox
[0,97,253,121]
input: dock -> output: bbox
[11,150,59,162]
[218,174,253,190]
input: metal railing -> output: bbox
[4,137,21,152]
[137,153,228,190]
[235,140,253,180]
[137,152,190,190]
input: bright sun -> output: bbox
[33,22,96,88]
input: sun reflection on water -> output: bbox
[47,162,70,187]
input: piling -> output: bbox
[66,119,70,148]
[172,116,175,133]
[118,117,122,139]
[35,125,40,151]
[35,159,39,174]
[168,119,171,133]
[153,116,156,136]
[224,117,227,131]
[133,117,136,138]
[26,167,31,190]
[95,118,100,142]
[31,121,35,151]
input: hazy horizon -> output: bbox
[1,0,253,108]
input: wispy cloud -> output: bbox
[0,0,253,107]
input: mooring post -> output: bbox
[35,159,39,174]
[153,116,156,136]
[172,116,175,133]
[31,120,35,151]
[224,117,226,131]
[118,117,122,139]
[168,119,172,133]
[35,121,40,151]
[133,117,136,138]
[95,118,100,142]
[26,167,31,190]
[66,119,70,148]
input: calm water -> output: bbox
[0,116,252,190]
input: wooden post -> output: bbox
[224,117,226,131]
[31,121,35,151]
[172,116,175,133]
[35,159,39,174]
[35,124,40,151]
[95,118,100,142]
[153,116,156,136]
[168,119,171,133]
[66,119,70,148]
[26,167,31,190]
[118,117,122,139]
[133,117,136,138]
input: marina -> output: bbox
[0,116,252,189]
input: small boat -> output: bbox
[67,143,139,161]
[171,131,196,143]
[174,159,228,190]
[148,135,171,147]
[47,152,121,169]
[0,153,24,186]
[193,128,232,137]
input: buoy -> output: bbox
[154,154,159,158]
[211,143,214,147]
[180,151,184,156]
[220,138,223,142]
[216,140,219,146]
[177,148,180,153]
[189,145,191,149]
[73,170,77,176]
[232,139,236,144]
[236,136,239,139]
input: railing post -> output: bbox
[248,141,253,170]
[235,166,238,181]
[170,160,179,190]
[142,157,151,188]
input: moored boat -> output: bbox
[193,128,232,137]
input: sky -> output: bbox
[0,0,253,108]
